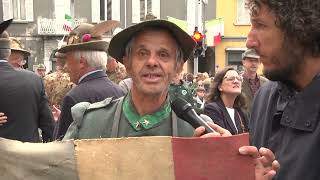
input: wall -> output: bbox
[215,0,250,71]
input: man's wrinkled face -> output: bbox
[64,52,81,84]
[246,4,304,81]
[123,30,183,96]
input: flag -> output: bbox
[205,18,224,46]
[63,14,73,32]
[0,134,254,180]
[167,16,188,33]
[214,32,221,47]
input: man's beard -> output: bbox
[263,39,304,84]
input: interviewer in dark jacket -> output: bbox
[204,67,249,135]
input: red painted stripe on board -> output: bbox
[172,133,255,180]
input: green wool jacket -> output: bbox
[64,95,195,140]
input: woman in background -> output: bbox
[204,67,248,135]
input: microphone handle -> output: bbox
[186,109,215,133]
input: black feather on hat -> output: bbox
[0,19,13,50]
[0,19,12,35]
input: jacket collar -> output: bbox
[78,70,107,84]
[276,75,320,132]
[0,60,14,69]
[123,93,171,131]
[216,97,239,134]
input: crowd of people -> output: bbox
[1,0,320,179]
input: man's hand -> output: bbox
[52,105,61,122]
[193,121,232,137]
[239,146,280,180]
[0,112,8,126]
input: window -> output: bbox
[226,48,246,71]
[92,0,120,23]
[132,0,160,23]
[54,0,71,20]
[236,0,250,25]
[2,0,34,22]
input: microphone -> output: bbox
[171,97,215,134]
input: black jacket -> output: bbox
[0,62,54,142]
[250,77,320,180]
[204,98,249,135]
[54,70,124,140]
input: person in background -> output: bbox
[203,77,212,95]
[8,37,30,69]
[241,48,268,116]
[247,0,320,179]
[185,73,194,87]
[36,63,46,78]
[54,20,124,140]
[169,72,195,106]
[106,56,122,84]
[0,19,54,142]
[194,87,206,109]
[44,50,74,109]
[204,67,249,135]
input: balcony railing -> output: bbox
[37,18,87,35]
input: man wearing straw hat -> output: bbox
[0,19,54,142]
[54,20,124,140]
[64,19,279,179]
[8,37,30,69]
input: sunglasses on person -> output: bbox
[223,75,243,82]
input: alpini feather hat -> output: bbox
[58,20,120,53]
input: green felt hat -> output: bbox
[108,19,196,63]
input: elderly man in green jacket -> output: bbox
[63,19,279,179]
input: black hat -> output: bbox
[108,19,196,63]
[0,19,13,50]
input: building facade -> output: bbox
[214,0,250,72]
[0,0,216,73]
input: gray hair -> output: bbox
[0,49,11,60]
[124,28,184,63]
[73,50,107,70]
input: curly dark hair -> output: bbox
[205,67,247,109]
[246,0,320,56]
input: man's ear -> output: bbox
[176,61,184,74]
[123,56,131,75]
[79,57,87,69]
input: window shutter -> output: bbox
[132,0,140,23]
[91,0,100,23]
[25,0,34,21]
[105,0,111,20]
[2,0,13,20]
[140,0,145,21]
